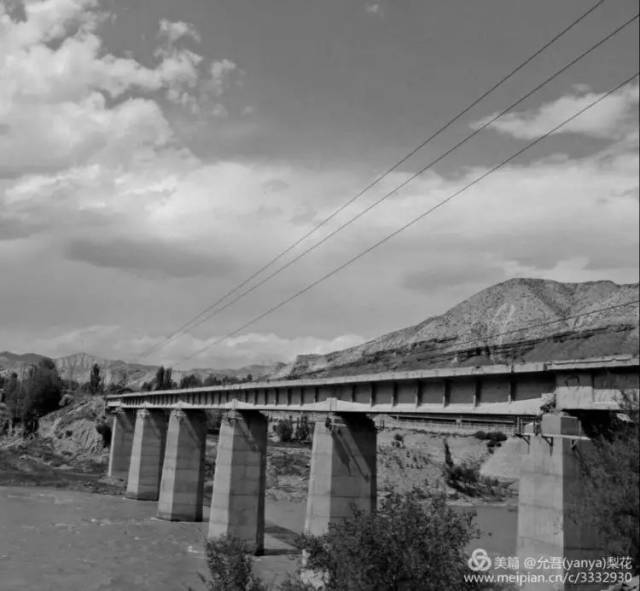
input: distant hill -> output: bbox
[0,351,283,389]
[1,278,638,386]
[273,278,639,379]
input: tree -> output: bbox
[21,358,62,436]
[154,366,165,391]
[297,490,481,591]
[89,363,102,395]
[154,366,175,390]
[578,393,639,572]
[275,418,293,442]
[204,374,221,387]
[164,367,173,389]
[4,372,21,425]
[180,374,203,389]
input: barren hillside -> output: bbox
[275,278,639,378]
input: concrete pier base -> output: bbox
[208,411,267,553]
[304,413,376,536]
[517,414,600,590]
[157,409,207,521]
[126,409,167,501]
[107,409,135,480]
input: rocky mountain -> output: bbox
[274,278,639,379]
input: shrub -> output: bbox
[294,415,312,442]
[445,460,482,494]
[296,490,481,591]
[200,536,266,591]
[486,431,507,443]
[473,430,487,440]
[275,419,293,442]
[578,393,639,572]
[95,419,112,448]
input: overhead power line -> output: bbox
[167,13,638,358]
[180,71,639,365]
[139,0,610,361]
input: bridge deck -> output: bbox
[105,356,639,416]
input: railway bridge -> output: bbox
[105,355,639,587]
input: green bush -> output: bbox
[294,415,311,442]
[296,490,481,591]
[201,536,266,591]
[473,430,487,440]
[275,419,293,442]
[578,394,639,572]
[486,431,507,442]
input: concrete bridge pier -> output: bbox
[107,409,135,480]
[126,409,168,501]
[157,409,207,521]
[517,413,601,591]
[304,413,377,536]
[208,410,268,553]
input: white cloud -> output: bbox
[158,18,201,44]
[365,2,383,17]
[209,59,239,96]
[474,83,639,140]
[0,1,236,175]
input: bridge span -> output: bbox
[106,355,638,415]
[105,355,638,590]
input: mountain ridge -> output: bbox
[272,278,639,378]
[1,278,638,385]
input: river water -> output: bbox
[0,486,517,590]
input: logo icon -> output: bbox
[468,548,492,572]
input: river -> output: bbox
[0,486,517,590]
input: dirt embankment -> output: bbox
[0,395,119,494]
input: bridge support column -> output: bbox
[305,413,376,536]
[517,413,600,590]
[157,409,207,521]
[126,409,167,501]
[107,409,135,480]
[208,410,267,553]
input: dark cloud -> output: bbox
[65,238,235,278]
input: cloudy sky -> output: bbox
[0,0,638,369]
